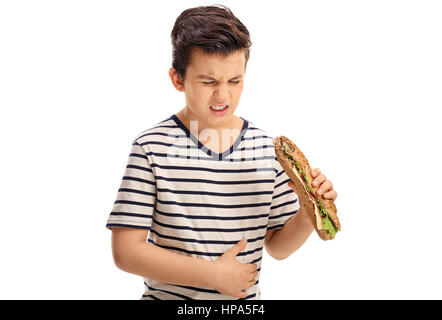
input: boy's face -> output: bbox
[170,48,246,129]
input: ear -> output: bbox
[169,67,185,92]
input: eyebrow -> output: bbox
[197,74,243,80]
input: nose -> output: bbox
[214,83,229,101]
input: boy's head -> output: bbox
[168,5,252,128]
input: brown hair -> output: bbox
[170,4,252,82]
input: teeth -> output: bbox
[211,105,227,110]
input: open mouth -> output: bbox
[210,105,229,115]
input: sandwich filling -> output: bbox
[282,142,338,238]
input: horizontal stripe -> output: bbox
[270,198,298,210]
[272,189,293,200]
[114,199,155,207]
[110,211,153,219]
[155,175,274,185]
[267,223,285,231]
[151,162,276,174]
[106,223,150,230]
[156,198,271,209]
[154,208,268,221]
[139,132,187,139]
[250,256,263,264]
[140,141,273,152]
[128,152,148,161]
[276,169,285,178]
[148,239,263,257]
[275,177,291,189]
[243,135,272,141]
[144,283,193,300]
[268,210,298,220]
[122,176,155,185]
[153,219,268,233]
[149,228,265,245]
[117,188,155,197]
[126,164,153,173]
[172,284,220,295]
[147,151,275,162]
[240,293,257,300]
[156,188,273,197]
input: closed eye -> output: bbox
[203,81,241,85]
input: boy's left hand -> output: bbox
[288,168,337,201]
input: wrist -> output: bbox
[203,260,219,289]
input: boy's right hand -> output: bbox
[212,238,258,298]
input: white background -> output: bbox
[1,0,441,299]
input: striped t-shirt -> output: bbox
[106,114,300,300]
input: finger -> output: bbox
[246,279,256,289]
[226,238,247,257]
[317,180,333,196]
[247,263,258,273]
[312,174,326,188]
[311,168,321,178]
[323,189,337,200]
[248,271,259,281]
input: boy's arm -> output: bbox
[111,228,257,298]
[264,205,314,260]
[265,169,337,260]
[112,227,213,287]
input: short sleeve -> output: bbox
[267,157,300,231]
[106,140,156,230]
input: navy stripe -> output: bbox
[172,284,220,295]
[243,135,273,141]
[126,164,153,173]
[122,175,155,185]
[155,175,274,185]
[240,293,257,300]
[250,256,263,264]
[237,144,273,151]
[156,188,273,197]
[151,163,275,174]
[148,239,263,257]
[142,141,274,152]
[267,223,285,230]
[106,223,150,230]
[147,151,275,162]
[276,169,285,178]
[156,198,271,209]
[141,141,197,149]
[114,199,155,207]
[149,228,265,245]
[155,208,268,221]
[275,178,291,189]
[268,210,298,220]
[272,189,293,200]
[139,132,187,139]
[153,219,268,233]
[110,211,153,219]
[270,198,298,210]
[144,283,193,300]
[118,188,155,197]
[129,152,148,160]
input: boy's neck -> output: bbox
[175,107,243,136]
[175,107,244,154]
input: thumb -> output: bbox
[226,238,247,257]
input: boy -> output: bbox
[106,5,337,300]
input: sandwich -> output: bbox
[274,136,341,240]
